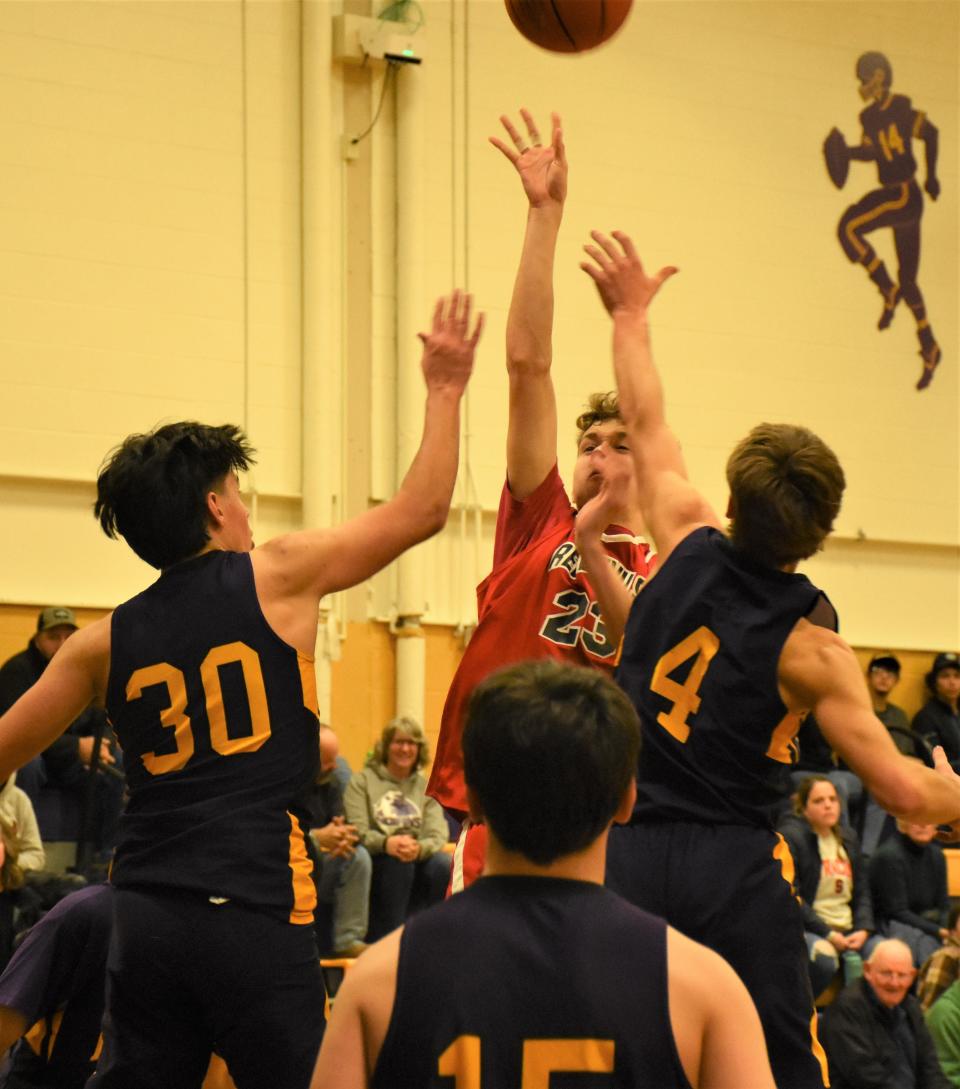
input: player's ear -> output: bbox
[613,779,637,825]
[206,488,225,526]
[465,784,485,824]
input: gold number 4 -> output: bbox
[437,1036,614,1088]
[649,626,720,743]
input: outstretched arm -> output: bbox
[491,109,567,499]
[255,293,482,604]
[581,231,720,564]
[780,623,960,831]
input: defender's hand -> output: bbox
[926,176,941,200]
[490,109,567,210]
[574,460,631,551]
[419,291,484,396]
[581,230,677,318]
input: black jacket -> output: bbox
[821,977,950,1089]
[778,814,874,936]
[870,832,948,938]
[0,642,107,786]
[914,698,960,768]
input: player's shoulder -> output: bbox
[665,925,749,1008]
[779,619,857,701]
[782,617,850,664]
[336,927,402,1018]
[60,616,112,665]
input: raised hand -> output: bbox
[581,230,677,318]
[490,109,567,210]
[574,458,632,544]
[419,291,484,396]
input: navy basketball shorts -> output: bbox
[91,887,325,1089]
[606,821,828,1089]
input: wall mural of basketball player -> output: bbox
[823,51,941,391]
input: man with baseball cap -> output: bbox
[860,653,915,855]
[0,608,118,859]
[914,653,960,772]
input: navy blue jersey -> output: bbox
[106,551,318,923]
[0,885,111,1089]
[618,527,834,827]
[372,876,692,1089]
[860,93,922,185]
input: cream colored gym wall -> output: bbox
[0,0,303,607]
[384,0,956,649]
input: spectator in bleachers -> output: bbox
[918,906,960,1011]
[0,884,112,1089]
[344,717,450,942]
[821,938,950,1089]
[914,653,960,771]
[868,655,912,748]
[926,979,960,1087]
[870,819,949,965]
[0,774,45,972]
[302,726,371,959]
[0,608,122,860]
[789,715,863,829]
[779,776,875,995]
[861,654,920,856]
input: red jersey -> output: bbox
[428,465,655,814]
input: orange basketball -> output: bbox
[505,0,633,54]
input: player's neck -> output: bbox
[483,831,608,885]
[871,692,888,713]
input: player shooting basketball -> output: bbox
[579,228,960,1089]
[427,110,656,890]
[825,51,941,390]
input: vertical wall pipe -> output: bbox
[393,59,427,724]
[301,1,342,721]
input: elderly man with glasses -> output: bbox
[821,938,950,1089]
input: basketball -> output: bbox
[505,0,633,54]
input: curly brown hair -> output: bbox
[574,392,621,445]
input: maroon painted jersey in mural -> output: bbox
[427,465,655,815]
[860,93,923,185]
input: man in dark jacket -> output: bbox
[0,609,120,856]
[302,727,370,958]
[0,609,116,789]
[871,820,949,965]
[821,938,949,1089]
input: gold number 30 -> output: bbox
[126,641,272,776]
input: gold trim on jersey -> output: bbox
[287,810,317,925]
[773,831,796,889]
[298,651,318,715]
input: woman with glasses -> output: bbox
[344,717,451,941]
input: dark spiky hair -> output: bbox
[95,422,255,569]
